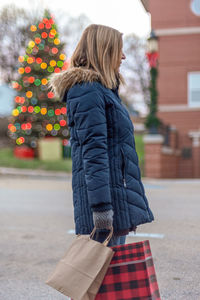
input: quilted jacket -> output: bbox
[53,67,154,234]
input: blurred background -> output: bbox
[0,0,151,174]
[1,1,200,299]
[1,0,200,178]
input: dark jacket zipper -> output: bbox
[120,148,127,188]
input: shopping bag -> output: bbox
[95,240,161,300]
[45,227,114,300]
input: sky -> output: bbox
[0,0,151,37]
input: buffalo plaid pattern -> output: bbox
[95,240,161,300]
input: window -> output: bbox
[188,72,200,108]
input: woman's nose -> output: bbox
[122,52,126,60]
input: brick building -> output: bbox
[141,0,200,178]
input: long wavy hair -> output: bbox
[70,24,124,89]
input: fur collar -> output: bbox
[49,67,101,100]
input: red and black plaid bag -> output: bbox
[95,240,161,300]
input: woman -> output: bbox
[50,24,154,247]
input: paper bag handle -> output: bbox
[90,226,113,247]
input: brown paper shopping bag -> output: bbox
[45,227,114,300]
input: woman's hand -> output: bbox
[93,209,114,230]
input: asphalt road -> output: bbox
[0,174,200,300]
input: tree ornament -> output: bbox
[18,56,24,63]
[41,32,48,39]
[30,25,37,32]
[59,54,66,60]
[41,62,47,69]
[28,41,35,48]
[38,23,44,29]
[9,10,69,151]
[54,38,60,45]
[18,68,25,74]
[25,66,31,73]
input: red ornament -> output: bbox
[146,52,159,68]
[49,33,54,38]
[35,37,41,44]
[20,97,25,104]
[45,23,51,29]
[36,57,42,64]
[25,67,31,73]
[43,18,48,24]
[61,107,67,114]
[41,32,48,39]
[55,109,61,115]
[15,96,20,103]
[49,18,54,24]
[15,96,25,104]
[21,124,26,130]
[60,120,66,126]
[62,60,70,71]
[47,91,54,98]
[26,123,32,130]
[54,68,60,73]
[12,82,19,89]
[38,23,44,29]
[51,47,58,54]
[28,106,34,113]
[28,76,35,83]
[21,106,27,113]
[63,139,68,146]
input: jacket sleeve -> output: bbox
[69,85,113,212]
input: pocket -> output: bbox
[120,147,127,188]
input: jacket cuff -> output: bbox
[91,203,113,212]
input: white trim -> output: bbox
[128,232,164,238]
[161,147,181,156]
[189,131,200,147]
[158,105,200,112]
[161,147,174,155]
[155,26,200,36]
[143,134,164,144]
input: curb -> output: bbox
[0,167,72,180]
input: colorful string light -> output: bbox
[11,13,70,150]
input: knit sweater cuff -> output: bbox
[91,203,113,212]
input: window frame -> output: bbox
[188,71,200,108]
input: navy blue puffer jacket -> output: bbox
[53,67,154,234]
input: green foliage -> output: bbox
[145,114,162,129]
[0,148,72,172]
[145,66,161,130]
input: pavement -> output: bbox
[0,168,200,300]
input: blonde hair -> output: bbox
[70,24,124,89]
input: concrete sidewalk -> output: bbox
[0,167,71,180]
[0,173,200,299]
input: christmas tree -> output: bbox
[8,10,70,154]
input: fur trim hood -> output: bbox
[49,67,101,101]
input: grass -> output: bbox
[0,134,144,173]
[135,134,145,175]
[0,148,72,172]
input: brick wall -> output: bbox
[144,139,180,179]
[150,0,200,29]
[143,0,200,178]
